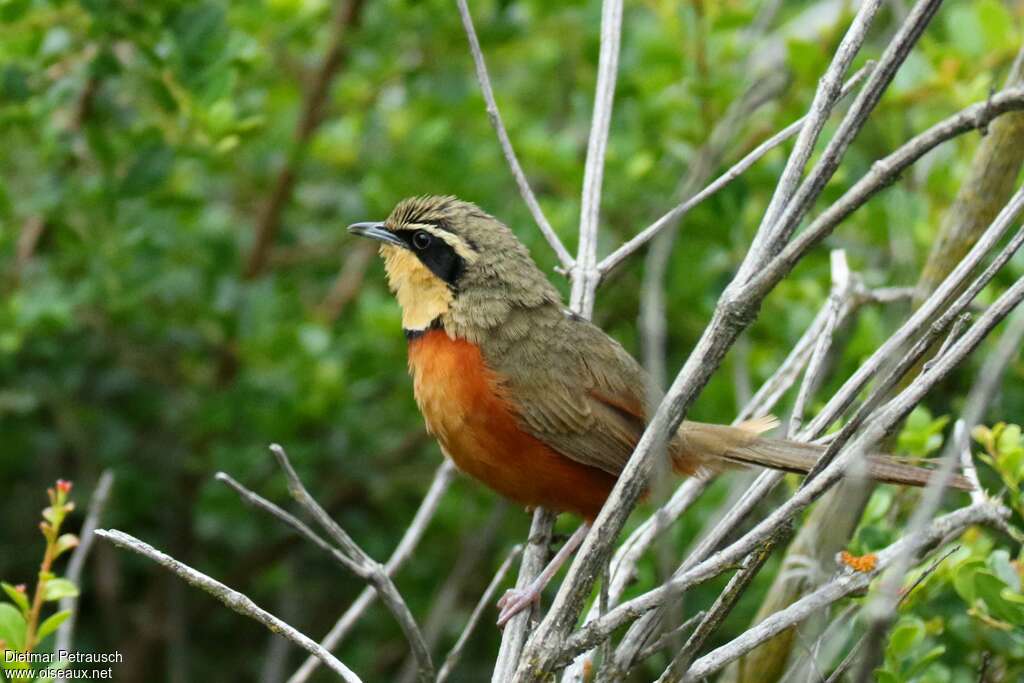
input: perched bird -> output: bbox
[349,195,971,625]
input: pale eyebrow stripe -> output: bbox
[405,222,478,262]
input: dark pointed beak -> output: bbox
[347,221,406,248]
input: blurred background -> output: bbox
[2,0,1023,680]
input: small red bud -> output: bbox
[14,584,26,593]
[56,479,73,494]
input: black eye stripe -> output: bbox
[399,230,464,288]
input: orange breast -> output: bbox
[407,329,617,520]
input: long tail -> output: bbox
[674,418,974,491]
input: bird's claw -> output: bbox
[496,587,540,627]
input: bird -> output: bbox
[348,195,972,626]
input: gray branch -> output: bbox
[266,444,434,682]
[680,501,1008,681]
[289,460,455,683]
[54,470,115,683]
[599,64,874,277]
[94,529,363,683]
[492,508,556,682]
[740,0,883,276]
[438,545,523,683]
[455,0,572,269]
[569,0,623,318]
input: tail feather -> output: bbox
[674,421,974,491]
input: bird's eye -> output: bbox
[412,230,433,250]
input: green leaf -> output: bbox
[987,549,1021,592]
[119,143,174,197]
[953,559,984,602]
[972,425,994,453]
[888,616,925,658]
[874,670,900,683]
[41,579,78,603]
[53,534,79,560]
[905,645,946,679]
[0,602,27,651]
[864,488,894,522]
[35,609,71,643]
[997,424,1022,456]
[1,583,29,616]
[974,571,1024,625]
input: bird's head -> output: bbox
[349,195,560,338]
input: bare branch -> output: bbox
[456,0,572,269]
[634,611,707,663]
[216,472,367,577]
[268,444,434,682]
[493,508,556,682]
[437,545,523,683]
[788,250,851,436]
[755,0,942,260]
[680,502,1008,682]
[54,470,115,682]
[94,529,363,683]
[740,0,883,276]
[290,461,455,683]
[745,88,1024,325]
[656,530,786,682]
[569,0,623,318]
[598,64,875,277]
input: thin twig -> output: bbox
[744,88,1024,347]
[657,530,786,682]
[788,250,851,436]
[289,461,455,683]
[455,0,572,269]
[680,503,1008,682]
[569,0,623,317]
[54,471,115,682]
[598,64,875,276]
[740,0,883,276]
[437,545,523,683]
[922,311,972,372]
[634,611,707,663]
[216,472,367,577]
[492,508,556,683]
[268,444,434,682]
[760,0,943,259]
[95,529,363,683]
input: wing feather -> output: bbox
[495,313,652,476]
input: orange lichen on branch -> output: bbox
[839,550,878,573]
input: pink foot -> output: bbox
[496,586,541,627]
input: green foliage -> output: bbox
[974,422,1024,515]
[1,0,1022,680]
[2,481,79,681]
[873,528,1024,683]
